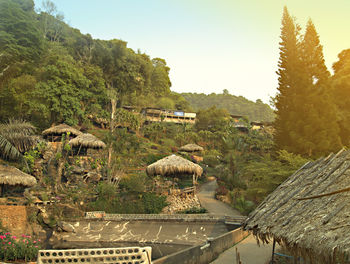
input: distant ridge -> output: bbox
[182,92,275,122]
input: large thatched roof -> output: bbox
[243,148,350,262]
[42,124,82,137]
[146,154,203,176]
[179,144,204,152]
[69,133,106,149]
[0,165,37,186]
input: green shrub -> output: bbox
[119,174,147,193]
[203,155,220,167]
[141,193,168,214]
[178,207,207,214]
[232,195,255,215]
[0,232,41,262]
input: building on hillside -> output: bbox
[146,154,203,186]
[244,148,350,263]
[0,165,37,197]
[141,108,196,124]
[42,124,82,142]
[69,133,106,156]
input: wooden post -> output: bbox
[271,238,276,264]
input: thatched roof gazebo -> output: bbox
[0,165,37,196]
[42,124,82,142]
[146,155,203,185]
[243,148,350,263]
[69,133,106,155]
[179,144,204,152]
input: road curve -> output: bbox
[197,179,274,264]
[197,179,242,217]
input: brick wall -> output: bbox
[0,205,28,235]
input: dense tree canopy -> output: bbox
[0,0,179,128]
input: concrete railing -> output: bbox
[84,211,246,223]
[153,228,249,264]
[37,246,152,264]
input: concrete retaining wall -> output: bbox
[153,228,249,264]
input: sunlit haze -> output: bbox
[33,0,350,103]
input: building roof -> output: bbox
[69,133,106,149]
[146,154,203,177]
[42,124,82,137]
[243,148,350,262]
[0,165,37,187]
[179,144,204,152]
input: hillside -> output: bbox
[182,92,275,122]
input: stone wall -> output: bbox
[0,205,29,236]
[162,194,201,214]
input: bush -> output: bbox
[0,232,41,262]
[232,195,255,215]
[178,207,207,214]
[119,174,147,193]
[203,155,220,168]
[216,185,228,196]
[141,193,168,214]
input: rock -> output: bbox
[84,171,101,183]
[31,223,47,240]
[71,166,85,174]
[57,221,75,233]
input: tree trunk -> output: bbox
[108,98,116,169]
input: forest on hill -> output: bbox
[0,0,190,129]
[182,91,275,122]
[0,0,278,129]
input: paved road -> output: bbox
[197,179,274,264]
[197,179,241,217]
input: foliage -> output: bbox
[114,108,141,131]
[177,207,207,214]
[232,195,255,215]
[195,106,231,132]
[87,181,168,214]
[0,232,41,262]
[274,8,341,157]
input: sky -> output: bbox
[33,0,350,104]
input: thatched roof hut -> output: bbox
[146,154,203,177]
[179,144,204,152]
[69,133,106,149]
[0,165,37,187]
[243,148,350,263]
[42,124,82,141]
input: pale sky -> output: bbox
[33,0,350,103]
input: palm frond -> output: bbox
[0,134,22,160]
[0,119,38,161]
[4,133,40,152]
[0,119,36,136]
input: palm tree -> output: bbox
[0,119,39,161]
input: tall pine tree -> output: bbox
[332,49,350,146]
[274,7,303,152]
[297,19,341,156]
[274,9,341,156]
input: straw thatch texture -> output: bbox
[69,133,106,149]
[179,144,204,152]
[0,165,37,186]
[42,124,82,137]
[243,148,350,263]
[146,154,203,176]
